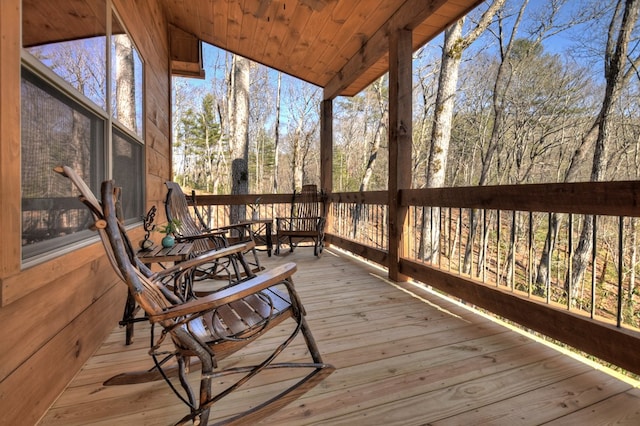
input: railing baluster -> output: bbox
[482,209,487,283]
[458,208,463,275]
[528,211,533,297]
[438,206,443,269]
[547,212,552,305]
[617,216,624,328]
[511,210,516,291]
[591,215,597,319]
[567,214,573,309]
[448,207,452,272]
[497,210,501,287]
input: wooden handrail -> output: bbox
[401,181,640,217]
[191,181,640,377]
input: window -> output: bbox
[21,2,145,264]
[21,69,106,259]
[113,128,144,223]
[111,12,144,138]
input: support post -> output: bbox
[388,28,412,282]
[0,0,21,282]
[320,99,333,246]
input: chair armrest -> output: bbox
[149,261,297,322]
[276,217,322,231]
[149,241,255,281]
[216,223,251,231]
[175,229,227,241]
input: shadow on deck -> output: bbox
[39,247,640,425]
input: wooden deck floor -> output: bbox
[39,247,640,425]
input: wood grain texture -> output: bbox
[0,0,22,281]
[158,0,480,97]
[1,2,172,425]
[40,248,639,425]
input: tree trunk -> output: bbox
[114,34,136,131]
[273,72,281,193]
[228,55,250,224]
[354,78,387,238]
[426,0,505,264]
[566,0,640,301]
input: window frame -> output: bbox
[20,2,146,267]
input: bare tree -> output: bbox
[228,55,251,223]
[566,0,640,302]
[423,0,505,263]
[273,72,282,192]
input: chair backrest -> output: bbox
[291,184,325,229]
[55,166,180,318]
[165,181,215,253]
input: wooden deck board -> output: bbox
[39,248,638,425]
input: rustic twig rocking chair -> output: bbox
[55,166,334,426]
[276,184,326,256]
[165,181,262,283]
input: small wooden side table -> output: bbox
[136,242,194,264]
[120,242,194,345]
[232,219,274,256]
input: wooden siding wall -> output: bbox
[0,1,172,424]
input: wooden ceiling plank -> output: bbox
[211,0,229,48]
[279,2,315,66]
[261,0,298,66]
[23,0,107,47]
[196,0,216,42]
[240,0,272,63]
[322,1,400,87]
[162,0,482,95]
[287,0,338,83]
[225,0,246,54]
[308,1,362,85]
[244,1,275,64]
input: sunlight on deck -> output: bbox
[39,247,640,425]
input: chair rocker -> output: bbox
[165,181,263,283]
[55,166,334,426]
[276,184,326,256]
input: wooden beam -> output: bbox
[320,99,333,245]
[324,0,448,99]
[320,99,333,194]
[170,25,205,78]
[327,190,388,205]
[387,28,412,282]
[0,0,21,285]
[325,234,389,267]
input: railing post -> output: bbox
[388,28,412,282]
[321,98,333,247]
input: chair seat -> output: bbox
[275,185,326,256]
[278,230,320,237]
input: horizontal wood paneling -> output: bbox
[0,1,172,425]
[1,282,124,426]
[0,0,21,281]
[2,242,105,306]
[0,254,118,381]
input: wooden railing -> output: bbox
[192,181,640,377]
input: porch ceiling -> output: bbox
[161,0,483,98]
[22,0,482,98]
